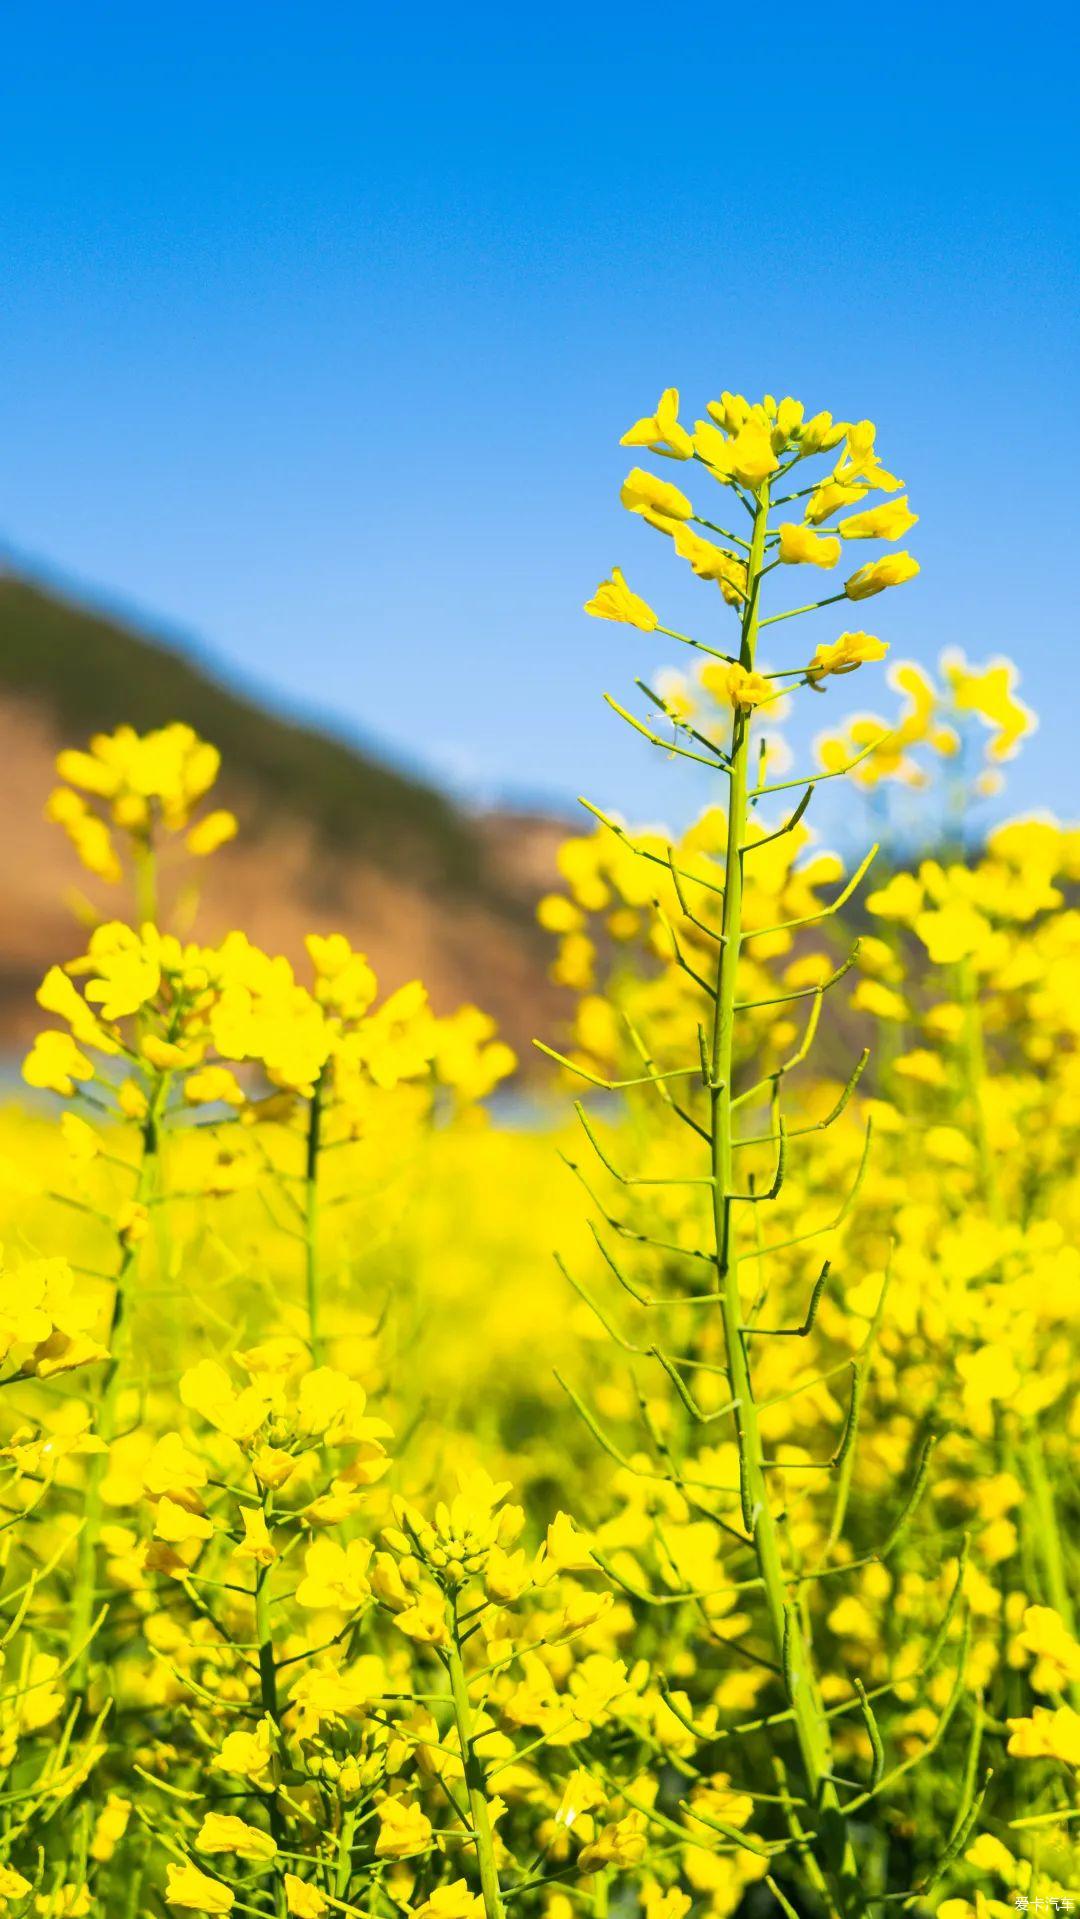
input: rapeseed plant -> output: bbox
[540,388,1080,1914]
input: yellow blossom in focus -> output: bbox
[296,1538,373,1611]
[619,468,693,531]
[806,632,888,682]
[236,1506,277,1566]
[806,478,870,524]
[619,388,694,461]
[583,570,658,632]
[578,1809,648,1871]
[165,1863,235,1913]
[197,1814,278,1862]
[375,1797,434,1859]
[214,1718,276,1782]
[696,416,779,488]
[700,663,771,712]
[394,1588,450,1646]
[284,1878,329,1918]
[411,1883,485,1919]
[153,1495,214,1548]
[845,553,920,600]
[671,525,747,601]
[779,523,840,568]
[837,496,918,540]
[545,1511,597,1572]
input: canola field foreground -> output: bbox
[1,389,1077,1919]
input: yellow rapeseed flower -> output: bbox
[837,495,918,540]
[779,523,840,568]
[186,809,238,857]
[806,633,888,682]
[619,388,694,460]
[619,468,693,530]
[583,570,658,632]
[197,1814,278,1862]
[375,1797,434,1858]
[1007,1705,1080,1766]
[671,525,747,602]
[285,1877,329,1918]
[845,552,921,600]
[165,1862,235,1913]
[295,1538,373,1610]
[699,663,771,712]
[23,1031,94,1097]
[411,1882,485,1919]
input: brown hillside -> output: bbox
[0,575,573,1064]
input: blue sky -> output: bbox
[0,3,1076,838]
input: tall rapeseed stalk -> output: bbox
[547,389,967,1914]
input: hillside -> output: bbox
[0,573,572,1062]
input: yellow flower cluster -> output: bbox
[587,391,920,640]
[23,915,514,1123]
[47,722,238,887]
[815,648,1037,794]
[0,1250,107,1380]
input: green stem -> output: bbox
[68,1074,169,1684]
[255,1543,288,1919]
[335,1807,359,1901]
[444,1598,505,1919]
[708,482,860,1917]
[120,1858,145,1919]
[1022,1435,1079,1695]
[305,1073,325,1365]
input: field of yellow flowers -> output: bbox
[1,388,1077,1919]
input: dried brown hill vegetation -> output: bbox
[0,574,570,1062]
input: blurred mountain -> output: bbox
[0,573,572,1065]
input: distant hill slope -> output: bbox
[0,573,571,1062]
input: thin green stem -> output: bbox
[443,1597,505,1919]
[1021,1434,1079,1703]
[759,591,847,628]
[255,1533,288,1919]
[305,1072,325,1364]
[68,1071,170,1684]
[706,479,861,1917]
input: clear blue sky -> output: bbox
[1,3,1076,835]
